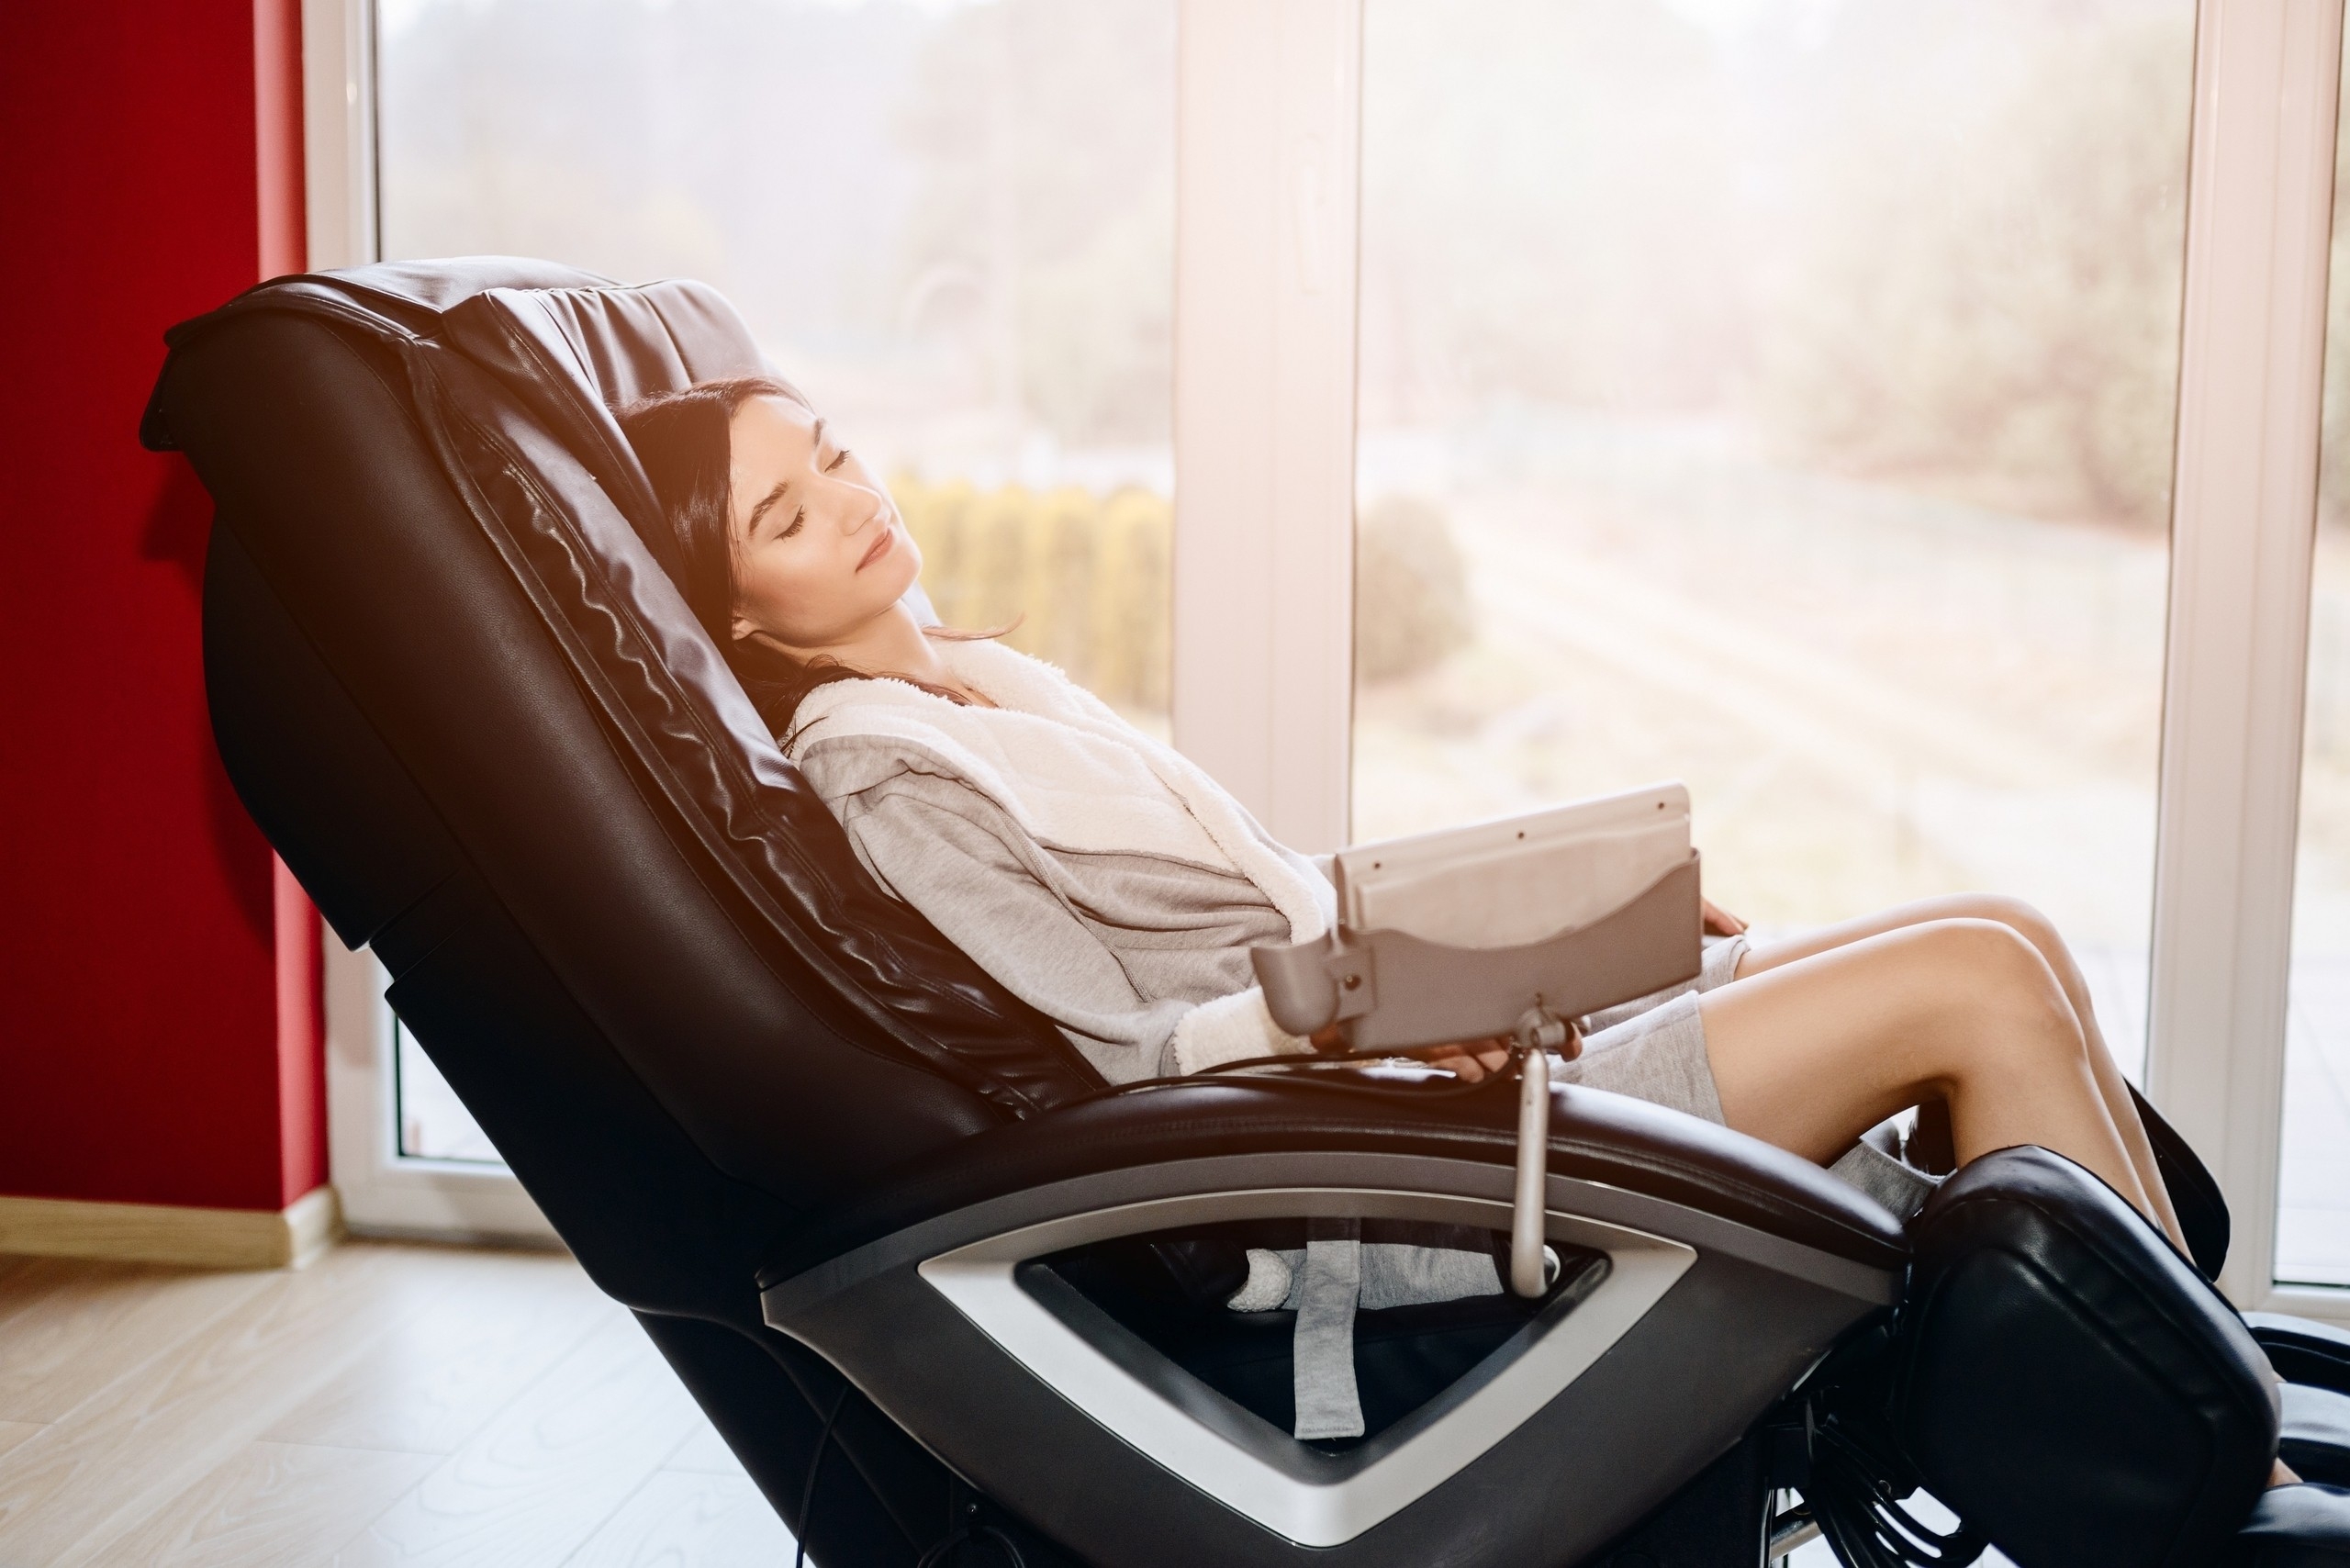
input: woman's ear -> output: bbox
[731,613,760,644]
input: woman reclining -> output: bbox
[617,374,2188,1256]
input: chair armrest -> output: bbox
[757,1071,1906,1291]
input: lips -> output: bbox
[856,522,896,572]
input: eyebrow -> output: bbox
[740,419,830,538]
[744,479,790,538]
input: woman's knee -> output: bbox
[1938,893,2069,969]
[1907,917,2086,1063]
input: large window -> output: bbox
[328,0,2348,1319]
[2282,19,2350,1291]
[1351,0,2196,1075]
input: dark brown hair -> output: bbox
[615,375,983,740]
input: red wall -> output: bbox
[0,0,324,1213]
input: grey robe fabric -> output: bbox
[804,735,1291,1083]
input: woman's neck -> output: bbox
[752,600,990,704]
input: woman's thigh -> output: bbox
[1735,892,2065,983]
[1698,916,2079,1163]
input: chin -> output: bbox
[881,534,923,599]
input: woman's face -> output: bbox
[725,395,921,652]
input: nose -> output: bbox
[823,469,883,524]
[835,482,888,534]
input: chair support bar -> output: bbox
[1513,1046,1553,1297]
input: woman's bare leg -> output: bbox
[1699,917,2168,1231]
[1727,895,2187,1250]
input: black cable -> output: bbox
[1806,1416,1986,1568]
[792,1379,853,1568]
[1090,1044,1525,1104]
[914,1522,1027,1568]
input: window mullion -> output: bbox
[1170,0,1363,853]
[301,0,377,272]
[2147,0,2343,1306]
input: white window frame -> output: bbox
[2147,0,2347,1322]
[321,940,559,1242]
[1169,0,1361,855]
[306,0,554,1243]
[319,0,2350,1318]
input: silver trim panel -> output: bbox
[918,1188,1696,1547]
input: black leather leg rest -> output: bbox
[2233,1484,2350,1566]
[756,1078,1904,1568]
[2286,1385,2350,1489]
[1891,1148,2280,1568]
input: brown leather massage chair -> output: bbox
[144,259,2350,1567]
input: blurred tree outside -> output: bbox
[1754,7,2191,531]
[891,0,1175,450]
[380,0,1173,474]
[1358,0,2191,534]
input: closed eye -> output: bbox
[781,505,806,538]
[825,448,850,473]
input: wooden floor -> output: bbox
[0,1241,798,1568]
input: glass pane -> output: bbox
[1353,0,2194,1077]
[395,1017,503,1163]
[378,0,1176,729]
[2279,23,2350,1290]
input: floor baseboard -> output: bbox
[0,1185,343,1270]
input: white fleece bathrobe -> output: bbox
[788,636,1340,1080]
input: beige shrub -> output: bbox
[891,476,1170,711]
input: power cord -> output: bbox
[791,1387,1031,1568]
[1094,1042,1522,1103]
[914,1520,1028,1568]
[1804,1399,1986,1568]
[792,1379,852,1568]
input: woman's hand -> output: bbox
[1702,897,1748,937]
[1423,1038,1513,1082]
[1310,1022,1514,1082]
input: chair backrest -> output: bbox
[146,260,1097,1319]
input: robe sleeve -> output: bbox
[822,760,1307,1082]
